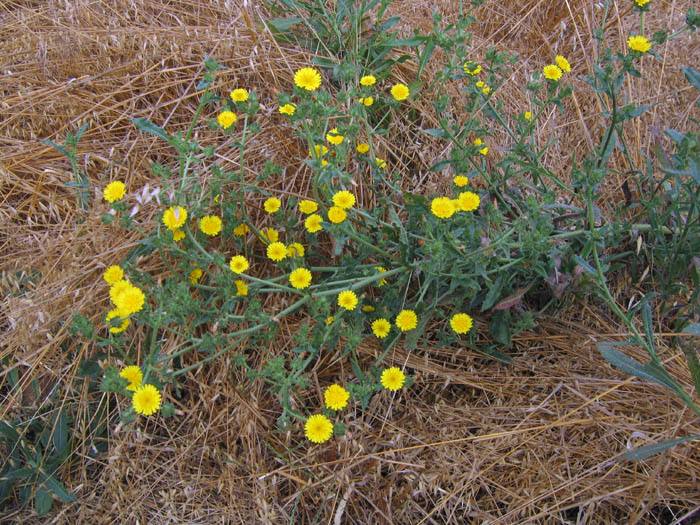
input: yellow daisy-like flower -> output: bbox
[475,80,491,95]
[372,318,391,339]
[395,310,417,332]
[310,144,329,159]
[264,197,281,213]
[267,242,287,262]
[431,197,456,219]
[627,35,651,53]
[473,138,488,156]
[163,206,188,231]
[375,158,387,169]
[233,223,249,237]
[235,279,248,296]
[375,266,387,286]
[457,191,480,212]
[332,190,356,209]
[173,229,186,241]
[338,290,358,310]
[260,227,279,243]
[356,143,370,154]
[359,96,374,106]
[305,214,323,233]
[114,285,146,316]
[287,242,305,257]
[105,308,130,334]
[199,215,222,236]
[189,268,203,284]
[381,367,405,391]
[298,200,318,214]
[229,255,250,274]
[279,103,296,115]
[360,75,376,86]
[463,62,482,75]
[217,111,237,129]
[327,206,347,224]
[634,0,650,6]
[103,265,124,285]
[326,128,344,145]
[289,267,312,289]
[450,313,473,334]
[390,83,410,101]
[305,414,333,443]
[454,175,469,187]
[324,384,350,411]
[524,111,532,120]
[362,305,375,312]
[103,181,126,203]
[119,365,142,392]
[132,384,162,416]
[294,67,322,91]
[325,316,335,325]
[109,279,132,304]
[230,88,249,102]
[543,64,563,81]
[555,55,571,72]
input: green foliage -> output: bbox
[40,122,90,211]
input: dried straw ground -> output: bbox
[1,0,699,523]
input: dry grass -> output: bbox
[1,0,699,523]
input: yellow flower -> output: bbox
[360,75,376,86]
[476,81,491,94]
[356,143,370,154]
[173,229,185,241]
[310,144,329,159]
[103,181,126,203]
[431,197,456,219]
[380,367,405,391]
[233,223,249,237]
[450,313,473,334]
[103,265,124,285]
[298,200,318,214]
[217,111,237,129]
[332,190,356,209]
[199,215,222,236]
[375,266,387,286]
[119,365,142,391]
[294,67,322,91]
[279,103,296,115]
[524,111,532,120]
[543,64,563,81]
[390,83,410,101]
[289,268,312,289]
[230,88,249,102]
[235,279,248,296]
[555,55,571,72]
[454,175,469,187]
[305,214,323,233]
[473,138,488,156]
[463,61,482,75]
[634,0,650,6]
[338,290,358,310]
[264,197,281,213]
[327,206,347,224]
[109,279,132,304]
[326,128,344,145]
[229,255,250,274]
[359,96,374,106]
[395,310,417,332]
[362,305,375,312]
[189,268,203,284]
[260,227,279,243]
[105,308,130,334]
[132,384,161,416]
[457,191,480,212]
[267,242,287,262]
[287,242,305,257]
[305,414,333,443]
[375,158,387,169]
[114,285,146,316]
[163,206,188,231]
[325,316,335,325]
[627,35,651,53]
[372,318,391,339]
[324,384,350,411]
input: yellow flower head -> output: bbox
[189,268,203,284]
[109,279,132,304]
[279,103,297,115]
[305,414,333,443]
[454,175,469,187]
[235,279,248,296]
[298,200,318,214]
[230,88,249,102]
[267,242,287,262]
[114,285,146,316]
[473,138,488,156]
[463,61,482,75]
[287,242,305,257]
[199,215,222,236]
[105,308,130,334]
[294,67,322,91]
[338,290,358,310]
[395,309,417,332]
[260,227,279,243]
[310,144,329,159]
[289,267,312,289]
[450,313,473,334]
[233,223,250,237]
[132,384,162,416]
[375,266,387,286]
[457,191,480,212]
[360,75,376,86]
[324,384,350,411]
[634,0,650,6]
[332,190,356,209]
[390,83,410,101]
[103,265,124,285]
[543,64,563,81]
[264,197,281,213]
[326,128,344,145]
[359,96,374,106]
[375,158,387,169]
[627,35,651,53]
[163,206,188,231]
[431,197,456,219]
[229,255,250,274]
[372,318,391,339]
[524,111,532,120]
[173,229,185,241]
[327,206,347,224]
[362,305,375,312]
[103,181,126,203]
[325,316,335,325]
[305,214,323,233]
[356,143,370,154]
[217,111,237,129]
[381,367,406,391]
[555,55,571,72]
[120,365,142,391]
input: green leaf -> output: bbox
[40,139,71,160]
[641,301,655,353]
[620,435,700,461]
[681,66,700,92]
[489,312,511,347]
[682,323,700,335]
[52,410,69,456]
[378,16,401,32]
[268,17,303,32]
[39,471,76,503]
[132,117,171,143]
[35,486,53,515]
[597,342,681,394]
[573,255,596,274]
[422,128,448,139]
